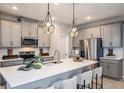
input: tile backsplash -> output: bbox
[73,47,123,58]
[104,48,123,58]
[0,48,49,60]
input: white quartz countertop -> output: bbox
[100,57,123,60]
[40,55,54,58]
[0,58,97,88]
[0,58,23,63]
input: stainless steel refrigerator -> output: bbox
[80,38,103,62]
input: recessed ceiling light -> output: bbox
[52,17,55,20]
[12,6,18,10]
[86,16,91,20]
[54,3,59,5]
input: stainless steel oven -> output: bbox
[21,36,38,47]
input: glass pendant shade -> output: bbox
[42,3,55,34]
[69,3,78,37]
[70,20,78,37]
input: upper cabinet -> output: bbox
[83,26,101,39]
[0,20,21,47]
[21,21,38,37]
[1,20,11,47]
[101,23,122,47]
[11,22,21,47]
[73,30,84,48]
[38,27,50,47]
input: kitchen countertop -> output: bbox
[0,58,97,88]
[100,57,123,60]
[0,58,24,63]
[40,55,54,58]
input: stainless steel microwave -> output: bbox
[21,36,38,47]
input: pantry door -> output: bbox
[58,34,68,59]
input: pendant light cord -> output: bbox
[73,3,75,22]
[48,3,49,13]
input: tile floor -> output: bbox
[0,77,124,89]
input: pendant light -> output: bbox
[42,3,55,34]
[70,3,78,37]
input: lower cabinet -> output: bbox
[0,60,23,67]
[100,58,122,80]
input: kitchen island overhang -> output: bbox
[0,58,98,89]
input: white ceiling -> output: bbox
[0,3,124,25]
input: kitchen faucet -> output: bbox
[54,50,60,63]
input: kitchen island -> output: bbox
[0,58,97,89]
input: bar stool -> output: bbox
[52,76,77,89]
[77,70,93,89]
[92,67,103,89]
[62,76,77,89]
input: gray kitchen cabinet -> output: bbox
[1,20,21,47]
[100,58,122,80]
[101,25,112,47]
[111,23,122,47]
[21,21,38,37]
[11,22,21,47]
[1,20,11,47]
[0,60,23,67]
[73,30,84,48]
[108,63,118,78]
[100,62,110,76]
[38,27,50,47]
[101,23,122,47]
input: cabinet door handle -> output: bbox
[10,42,12,46]
[91,34,93,38]
[11,41,13,47]
[43,42,45,46]
[10,41,13,47]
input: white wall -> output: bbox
[49,22,70,56]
